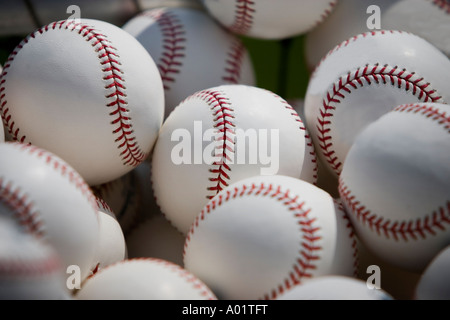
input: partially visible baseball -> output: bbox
[339,103,450,272]
[200,0,337,40]
[125,212,186,267]
[415,245,450,300]
[91,166,143,236]
[305,0,450,71]
[122,6,255,116]
[152,84,318,234]
[184,175,357,300]
[305,30,450,178]
[0,18,165,186]
[276,276,393,300]
[75,258,217,300]
[288,98,318,185]
[90,197,127,274]
[0,215,70,300]
[0,142,100,283]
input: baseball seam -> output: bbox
[0,20,146,167]
[394,103,450,133]
[313,30,407,77]
[92,172,137,219]
[0,177,44,237]
[0,143,98,240]
[339,180,450,241]
[334,198,359,277]
[310,0,338,32]
[0,253,61,277]
[194,90,235,200]
[230,0,255,35]
[277,95,319,184]
[84,257,217,299]
[431,0,450,14]
[317,63,443,175]
[94,195,114,215]
[143,9,186,91]
[184,182,322,300]
[21,143,97,207]
[222,37,246,84]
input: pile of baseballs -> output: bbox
[0,0,449,300]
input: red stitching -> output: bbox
[191,90,235,200]
[317,63,443,175]
[184,182,322,300]
[279,96,318,184]
[222,38,246,83]
[142,9,186,91]
[0,177,43,237]
[0,20,146,167]
[393,103,450,133]
[230,0,255,34]
[339,179,450,241]
[94,195,114,214]
[89,257,217,299]
[14,142,97,210]
[432,0,450,14]
[0,252,61,277]
[312,30,406,77]
[334,199,359,277]
[311,1,337,32]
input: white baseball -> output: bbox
[415,245,450,300]
[304,30,450,178]
[91,165,143,236]
[305,0,450,71]
[200,0,337,40]
[151,84,318,234]
[183,175,357,300]
[339,102,450,272]
[0,18,165,186]
[289,97,340,197]
[0,142,100,283]
[122,6,256,116]
[91,197,127,274]
[276,276,393,300]
[125,212,186,267]
[75,257,217,300]
[0,215,70,300]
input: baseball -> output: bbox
[339,102,450,272]
[75,257,217,300]
[0,142,100,284]
[304,30,450,178]
[415,245,450,300]
[91,166,143,236]
[0,18,165,186]
[125,212,186,267]
[0,215,70,300]
[151,84,318,234]
[305,0,450,71]
[122,5,256,116]
[91,196,127,274]
[276,275,393,300]
[200,0,337,40]
[183,175,357,300]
